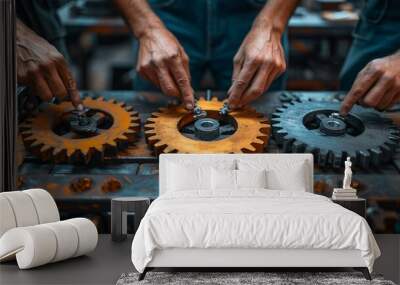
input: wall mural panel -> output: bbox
[16,90,400,234]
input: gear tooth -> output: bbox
[259,125,270,135]
[282,136,294,152]
[144,123,156,131]
[53,147,63,156]
[380,144,393,162]
[211,96,218,102]
[125,105,134,111]
[271,117,281,123]
[242,144,257,153]
[292,140,306,153]
[154,141,167,148]
[130,116,141,124]
[81,147,90,156]
[275,108,286,113]
[129,122,140,128]
[128,110,139,116]
[20,130,33,137]
[40,144,53,152]
[19,122,31,130]
[384,141,397,152]
[147,117,157,123]
[144,129,156,136]
[30,139,42,147]
[345,152,357,164]
[254,138,266,145]
[164,146,177,153]
[66,148,76,157]
[69,150,84,164]
[273,129,288,145]
[332,152,344,169]
[257,130,269,141]
[23,135,36,144]
[21,118,33,124]
[147,135,160,143]
[118,134,128,141]
[197,97,206,102]
[389,134,400,141]
[316,149,329,168]
[357,150,370,169]
[53,148,67,163]
[96,96,105,102]
[304,146,317,155]
[369,148,383,167]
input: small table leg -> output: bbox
[138,268,148,281]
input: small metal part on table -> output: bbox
[192,102,207,120]
[331,198,366,218]
[219,101,230,117]
[101,177,122,193]
[70,177,93,192]
[194,118,220,141]
[111,197,151,242]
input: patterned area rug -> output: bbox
[117,272,395,285]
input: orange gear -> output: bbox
[145,96,270,155]
[20,97,140,164]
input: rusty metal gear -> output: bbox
[20,97,140,164]
[272,101,400,169]
[144,96,270,155]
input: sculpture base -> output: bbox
[334,188,356,192]
[332,188,358,200]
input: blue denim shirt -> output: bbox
[134,0,288,92]
[340,0,400,90]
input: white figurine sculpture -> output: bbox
[342,157,353,189]
[332,157,357,199]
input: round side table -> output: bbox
[111,197,151,242]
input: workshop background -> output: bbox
[17,0,400,234]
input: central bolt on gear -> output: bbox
[272,101,400,169]
[144,96,271,155]
[20,97,140,164]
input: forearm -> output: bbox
[114,0,164,38]
[253,0,300,34]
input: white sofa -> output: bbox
[0,189,98,269]
[132,154,379,281]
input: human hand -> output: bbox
[340,53,400,115]
[136,26,194,110]
[16,19,81,107]
[227,26,286,109]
